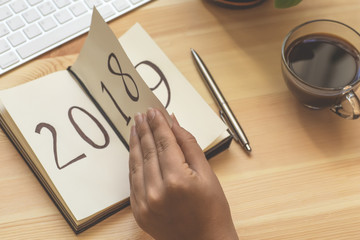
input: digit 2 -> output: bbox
[35,106,110,170]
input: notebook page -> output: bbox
[0,71,130,220]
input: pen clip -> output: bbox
[219,110,239,142]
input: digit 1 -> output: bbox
[101,81,131,125]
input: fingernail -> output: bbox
[171,113,180,126]
[134,112,143,125]
[147,108,156,121]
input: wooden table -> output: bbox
[1,0,360,239]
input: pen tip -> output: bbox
[245,144,252,152]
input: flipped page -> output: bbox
[70,9,171,146]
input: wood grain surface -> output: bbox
[1,0,360,239]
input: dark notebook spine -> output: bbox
[67,66,129,151]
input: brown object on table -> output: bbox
[207,0,265,8]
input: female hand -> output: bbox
[129,108,238,240]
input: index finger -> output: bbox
[129,125,145,205]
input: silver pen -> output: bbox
[191,48,251,152]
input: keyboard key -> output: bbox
[0,0,10,6]
[0,51,19,69]
[8,32,26,47]
[17,13,91,59]
[130,0,144,4]
[39,16,57,31]
[53,0,70,8]
[98,5,115,19]
[6,16,25,31]
[0,23,9,37]
[112,0,130,12]
[54,9,72,24]
[10,0,28,13]
[0,6,12,21]
[27,0,43,6]
[23,24,42,39]
[22,8,41,23]
[85,0,102,9]
[69,2,87,16]
[38,2,56,16]
[0,39,10,54]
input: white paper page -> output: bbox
[0,71,129,220]
[119,24,228,150]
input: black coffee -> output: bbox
[287,33,360,89]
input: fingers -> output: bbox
[134,112,163,191]
[130,108,187,215]
[130,108,205,205]
[146,108,186,175]
[171,114,209,172]
[129,125,145,206]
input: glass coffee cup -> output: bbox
[281,19,360,119]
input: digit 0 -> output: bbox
[68,106,110,149]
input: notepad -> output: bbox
[0,9,231,233]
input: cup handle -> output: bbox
[331,90,360,119]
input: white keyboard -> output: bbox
[0,0,150,75]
